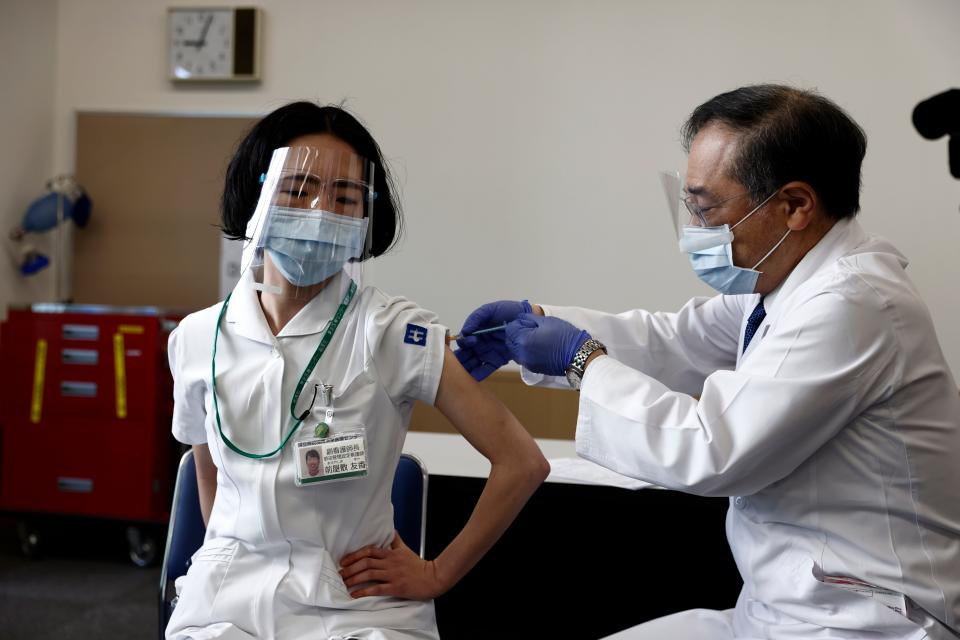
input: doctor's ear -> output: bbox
[778,181,818,231]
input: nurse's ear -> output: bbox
[779,181,818,232]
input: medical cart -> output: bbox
[0,303,181,565]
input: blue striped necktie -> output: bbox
[743,298,766,353]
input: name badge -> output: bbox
[295,429,369,486]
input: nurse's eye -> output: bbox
[279,175,323,199]
[331,181,366,212]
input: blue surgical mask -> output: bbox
[678,192,789,295]
[264,206,369,287]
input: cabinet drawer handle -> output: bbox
[62,324,99,341]
[60,381,97,397]
[57,477,93,493]
[62,349,98,365]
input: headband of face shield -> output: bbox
[241,145,375,301]
[659,170,788,295]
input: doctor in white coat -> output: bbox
[166,102,549,640]
[455,85,960,639]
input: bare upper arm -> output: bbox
[192,443,216,483]
[191,443,217,526]
[434,348,541,465]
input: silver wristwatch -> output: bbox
[565,338,607,390]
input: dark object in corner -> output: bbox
[913,89,960,179]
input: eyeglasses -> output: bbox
[275,173,374,217]
[681,191,753,227]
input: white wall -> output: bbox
[34,0,960,374]
[0,0,60,314]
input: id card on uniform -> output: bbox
[295,429,369,486]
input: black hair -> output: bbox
[680,84,867,220]
[221,101,402,258]
[305,449,320,461]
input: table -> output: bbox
[403,432,743,639]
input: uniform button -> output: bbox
[272,349,281,358]
[734,497,745,509]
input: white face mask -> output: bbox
[678,191,789,295]
[264,206,368,287]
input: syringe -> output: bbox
[446,322,508,344]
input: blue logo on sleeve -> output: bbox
[404,323,428,346]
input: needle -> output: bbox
[446,322,508,344]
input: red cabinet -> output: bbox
[0,304,181,523]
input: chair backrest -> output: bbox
[158,450,429,637]
[392,452,428,558]
[158,450,205,638]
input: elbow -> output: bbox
[505,446,550,491]
[576,442,754,498]
[523,456,550,494]
[527,439,552,487]
[672,477,732,498]
[519,428,551,485]
[678,447,782,497]
[495,415,551,488]
[657,460,768,498]
[531,451,551,485]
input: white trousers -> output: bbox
[601,607,940,640]
[602,609,736,640]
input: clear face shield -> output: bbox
[660,169,782,250]
[659,170,686,238]
[660,169,734,243]
[240,145,375,304]
[661,169,735,250]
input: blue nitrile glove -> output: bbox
[454,299,532,381]
[505,313,591,377]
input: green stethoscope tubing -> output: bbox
[211,281,357,460]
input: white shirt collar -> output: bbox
[763,217,868,317]
[277,272,348,338]
[225,269,351,343]
[224,269,275,345]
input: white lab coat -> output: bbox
[165,270,447,640]
[526,218,960,639]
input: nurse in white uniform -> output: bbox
[455,85,960,639]
[166,102,549,640]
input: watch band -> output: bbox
[565,338,607,390]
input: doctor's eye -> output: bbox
[682,197,705,217]
[698,204,719,216]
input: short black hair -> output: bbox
[681,84,867,220]
[221,101,402,258]
[306,449,320,461]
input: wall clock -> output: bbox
[168,7,261,82]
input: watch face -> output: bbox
[169,9,234,80]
